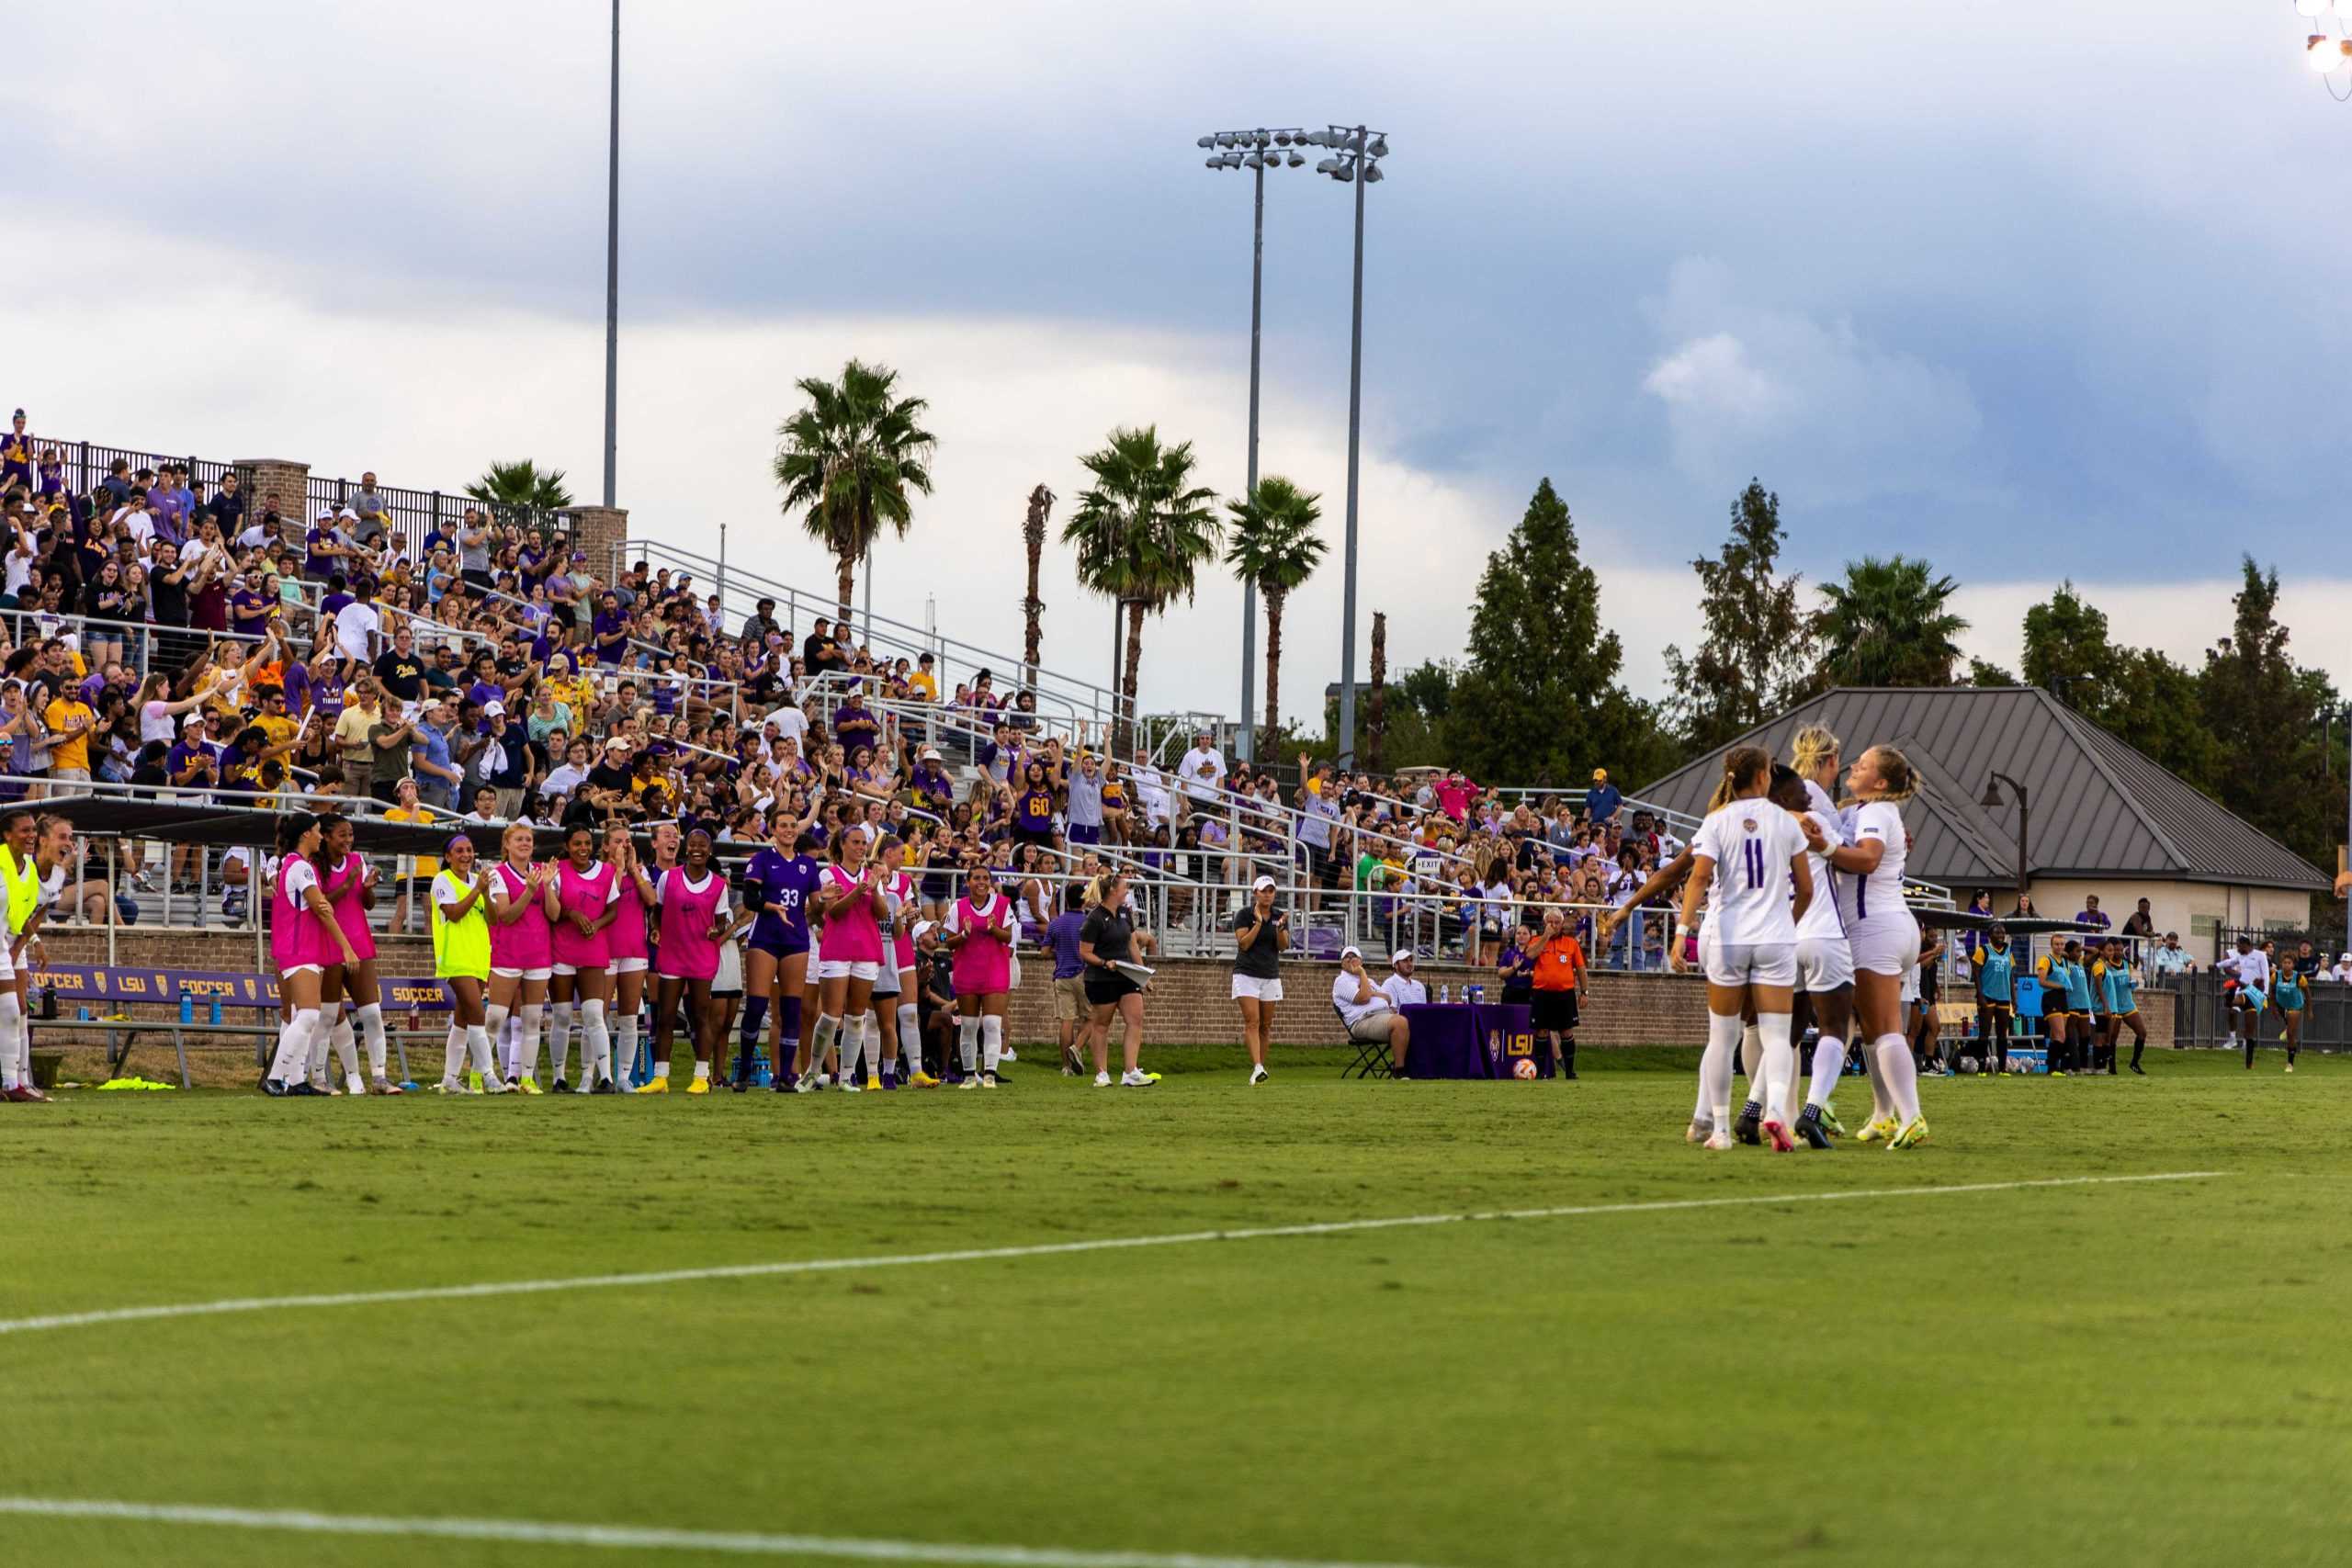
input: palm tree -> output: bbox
[1061,426,1221,756]
[1814,554,1970,688]
[1223,476,1326,736]
[466,459,573,519]
[772,359,936,620]
[1021,483,1054,685]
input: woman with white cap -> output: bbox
[1230,873,1287,1085]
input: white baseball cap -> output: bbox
[481,700,506,717]
[1340,944,1362,961]
[1251,875,1277,892]
[1391,950,1416,966]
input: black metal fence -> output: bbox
[2164,970,2349,1052]
[26,435,574,569]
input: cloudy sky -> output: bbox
[9,2,2352,726]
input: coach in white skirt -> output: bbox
[1231,874,1287,1086]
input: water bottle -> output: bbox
[209,998,223,1025]
[179,988,194,1024]
[1439,982,1452,1004]
[1471,984,1485,1005]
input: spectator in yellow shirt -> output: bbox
[909,652,939,702]
[43,691,96,785]
[384,777,438,934]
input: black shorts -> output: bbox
[1532,989,1579,1032]
[1306,845,1336,887]
[1083,969,1139,1009]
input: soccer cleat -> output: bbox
[1093,1071,1113,1088]
[635,1077,667,1095]
[369,1077,402,1097]
[1733,1100,1763,1145]
[865,1076,883,1092]
[592,1077,619,1095]
[1249,1064,1269,1086]
[1817,1106,1846,1137]
[1889,1116,1931,1150]
[685,1077,710,1096]
[574,1077,596,1095]
[550,1078,570,1096]
[1120,1068,1157,1088]
[1795,1109,1833,1150]
[1855,1116,1898,1144]
[263,1078,289,1097]
[2286,1062,2296,1073]
[287,1082,323,1097]
[981,1072,999,1089]
[479,1076,507,1095]
[838,1077,862,1093]
[958,1076,978,1090]
[435,1077,464,1096]
[516,1077,543,1097]
[1685,1117,1713,1145]
[910,1071,941,1088]
[999,1047,1018,1064]
[1702,1128,1736,1151]
[2129,1062,2145,1076]
[1760,1117,1795,1153]
[789,1076,813,1094]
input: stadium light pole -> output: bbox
[1312,125,1388,769]
[601,0,620,509]
[1197,128,1314,761]
[1980,772,2030,908]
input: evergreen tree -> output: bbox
[2199,558,2339,866]
[1664,479,1816,747]
[2020,581,2113,706]
[1448,479,1659,783]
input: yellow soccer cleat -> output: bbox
[1855,1116,1898,1144]
[636,1077,668,1094]
[865,1076,882,1092]
[1889,1116,1931,1150]
[1817,1107,1848,1138]
[515,1077,542,1096]
[685,1077,710,1096]
[910,1071,941,1089]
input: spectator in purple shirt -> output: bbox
[2075,894,2111,938]
[910,748,955,811]
[592,592,629,666]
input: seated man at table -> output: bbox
[1379,949,1429,1010]
[1332,945,1411,1076]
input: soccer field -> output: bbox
[4,1048,2345,1568]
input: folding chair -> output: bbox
[1337,1003,1392,1080]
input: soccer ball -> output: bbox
[1511,1058,1538,1080]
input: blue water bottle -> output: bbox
[209,998,223,1025]
[178,988,194,1024]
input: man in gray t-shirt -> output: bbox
[458,509,492,583]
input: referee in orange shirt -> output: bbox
[1527,904,1588,1079]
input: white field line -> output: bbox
[0,1496,1442,1567]
[0,1171,2224,1339]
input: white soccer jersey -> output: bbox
[1832,799,1908,930]
[1793,808,1844,942]
[1804,778,1838,818]
[1692,798,1806,945]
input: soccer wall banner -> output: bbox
[24,965,456,1010]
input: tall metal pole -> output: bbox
[1238,151,1265,762]
[1334,128,1367,769]
[600,0,620,509]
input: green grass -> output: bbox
[5,1047,2348,1568]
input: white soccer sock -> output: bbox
[0,991,19,1089]
[957,1014,981,1074]
[1757,1011,1795,1125]
[307,1007,338,1080]
[442,1022,467,1080]
[270,1009,320,1083]
[692,1058,710,1081]
[466,1022,498,1077]
[355,1003,387,1077]
[981,1013,1004,1074]
[580,998,610,1086]
[329,1014,359,1088]
[898,1004,921,1074]
[483,1004,511,1075]
[616,1012,641,1085]
[850,1013,876,1080]
[517,1003,544,1080]
[1701,1011,1741,1127]
[1875,1032,1921,1122]
[548,1000,574,1084]
[1739,1021,1762,1097]
[808,1014,840,1079]
[1807,1035,1845,1112]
